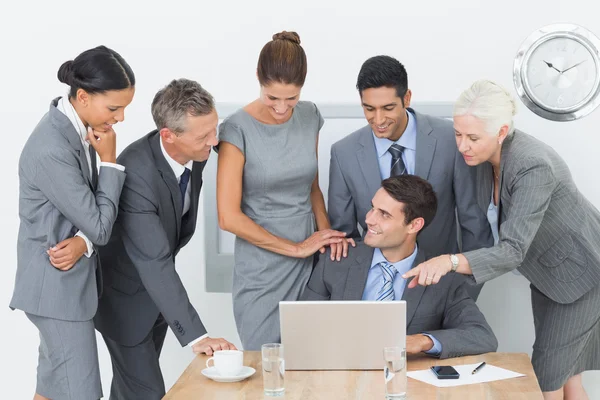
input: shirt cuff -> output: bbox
[422,333,442,356]
[100,162,125,172]
[187,333,209,348]
[75,231,94,257]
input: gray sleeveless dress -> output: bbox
[218,101,324,350]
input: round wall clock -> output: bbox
[514,23,600,121]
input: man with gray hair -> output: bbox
[95,79,236,400]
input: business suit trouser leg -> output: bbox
[103,314,169,400]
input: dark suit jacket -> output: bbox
[95,130,207,347]
[301,242,498,359]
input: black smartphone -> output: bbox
[430,365,460,379]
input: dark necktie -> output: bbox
[89,146,98,190]
[179,168,191,213]
[389,143,407,176]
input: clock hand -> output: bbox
[561,60,587,74]
[543,60,562,73]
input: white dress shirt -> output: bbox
[56,96,125,257]
[158,138,207,347]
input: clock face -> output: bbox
[523,35,600,112]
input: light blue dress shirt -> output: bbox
[372,111,417,180]
[487,188,500,245]
[487,185,522,277]
[362,246,442,356]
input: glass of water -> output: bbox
[383,346,407,399]
[262,343,285,397]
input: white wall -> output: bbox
[1,1,599,397]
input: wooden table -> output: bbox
[164,352,542,399]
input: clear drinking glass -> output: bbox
[262,343,285,397]
[383,346,407,399]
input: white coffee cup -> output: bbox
[206,350,244,376]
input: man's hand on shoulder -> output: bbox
[192,337,237,356]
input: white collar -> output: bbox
[159,136,194,179]
[57,96,88,147]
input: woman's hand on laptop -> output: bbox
[192,337,237,356]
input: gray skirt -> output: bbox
[26,313,102,400]
[530,283,600,392]
[232,213,315,351]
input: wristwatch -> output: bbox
[449,254,459,272]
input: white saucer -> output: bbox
[201,366,256,382]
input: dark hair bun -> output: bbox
[272,31,301,45]
[57,60,74,85]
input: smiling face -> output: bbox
[74,87,135,132]
[360,86,412,141]
[364,188,422,252]
[453,114,506,166]
[259,82,301,122]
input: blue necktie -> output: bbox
[179,168,191,213]
[389,143,406,176]
[376,262,398,301]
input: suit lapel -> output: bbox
[476,163,493,216]
[412,110,436,180]
[150,133,182,238]
[497,132,516,223]
[77,148,94,188]
[356,128,383,200]
[49,100,93,187]
[342,244,375,300]
[401,250,427,326]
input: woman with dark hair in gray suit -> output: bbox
[10,46,135,400]
[403,79,600,399]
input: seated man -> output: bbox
[302,175,497,359]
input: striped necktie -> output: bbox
[376,262,398,301]
[388,143,406,176]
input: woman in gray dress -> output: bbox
[217,31,354,350]
[404,80,600,399]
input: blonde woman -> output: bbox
[404,79,599,399]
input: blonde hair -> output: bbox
[453,79,517,136]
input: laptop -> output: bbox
[279,301,406,370]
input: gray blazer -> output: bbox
[94,131,207,347]
[10,98,125,321]
[328,109,493,257]
[464,130,600,304]
[301,242,498,359]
